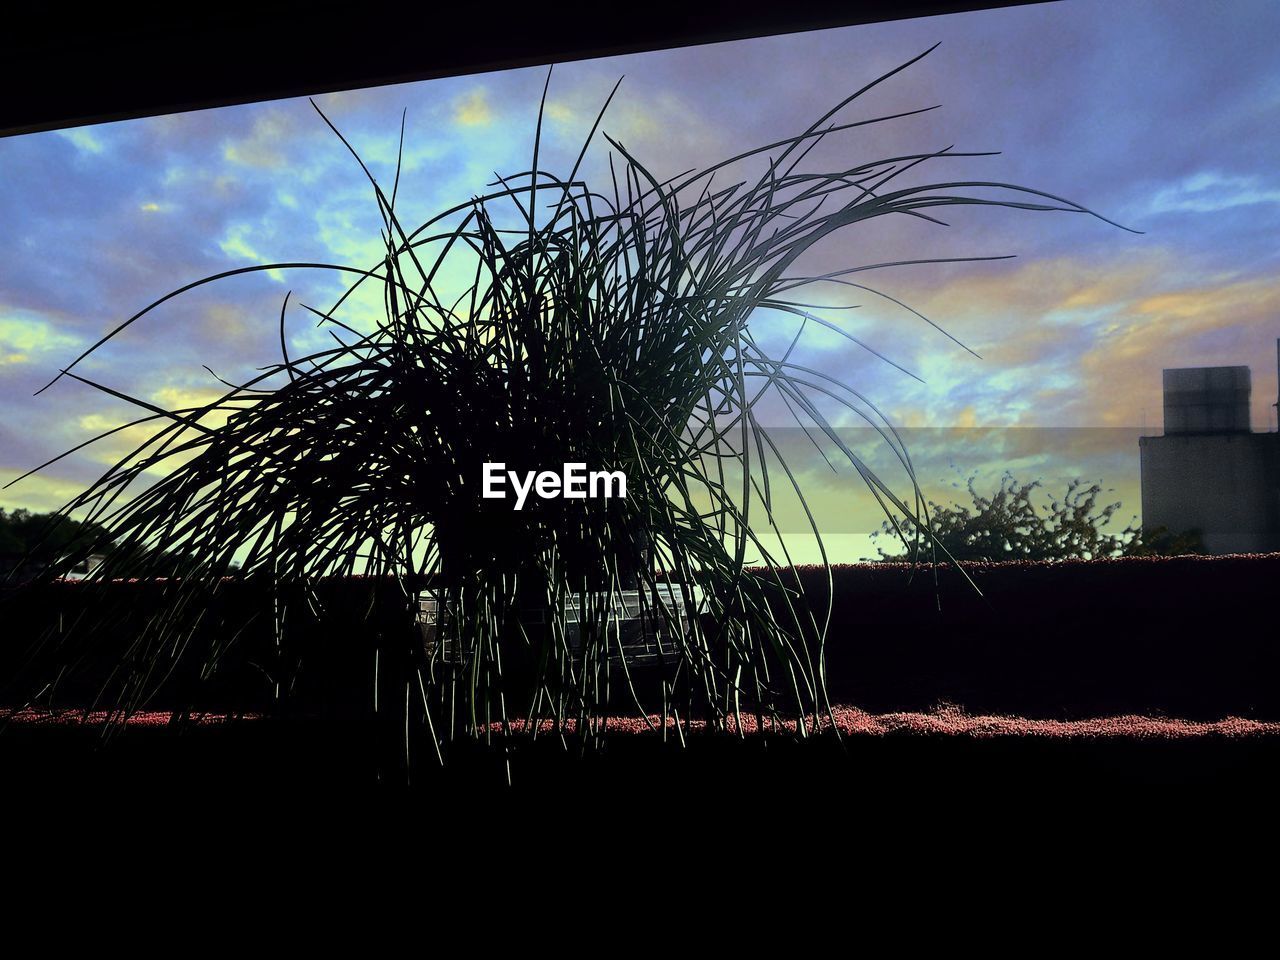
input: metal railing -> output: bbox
[418,584,705,665]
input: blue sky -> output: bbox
[2,0,1278,560]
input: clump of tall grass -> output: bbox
[9,47,1129,768]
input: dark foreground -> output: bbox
[5,712,1278,875]
[5,709,1276,799]
[7,559,1280,856]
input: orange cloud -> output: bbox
[850,248,1276,430]
[1079,274,1280,427]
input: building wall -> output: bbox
[1140,432,1280,554]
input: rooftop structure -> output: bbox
[1138,341,1280,555]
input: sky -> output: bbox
[1,0,1278,562]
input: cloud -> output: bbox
[543,101,575,126]
[1078,271,1280,428]
[1146,171,1280,215]
[56,128,107,155]
[0,467,93,513]
[0,311,83,361]
[824,251,1180,427]
[150,385,233,411]
[223,110,303,169]
[794,242,1277,438]
[453,88,493,127]
[70,383,243,473]
[215,222,288,282]
[217,223,268,263]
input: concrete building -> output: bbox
[1139,341,1280,554]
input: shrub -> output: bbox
[871,472,1203,562]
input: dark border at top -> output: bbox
[2,1,1053,138]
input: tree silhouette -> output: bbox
[872,472,1203,562]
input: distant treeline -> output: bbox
[0,507,238,581]
[0,508,109,577]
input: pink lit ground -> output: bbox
[7,704,1280,739]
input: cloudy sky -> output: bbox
[2,0,1277,561]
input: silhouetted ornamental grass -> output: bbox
[5,48,1130,770]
